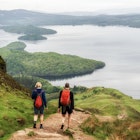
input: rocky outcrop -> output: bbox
[0,56,6,72]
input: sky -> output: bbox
[0,0,140,14]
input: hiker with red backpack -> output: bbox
[32,82,47,129]
[58,83,74,130]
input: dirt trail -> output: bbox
[10,111,94,140]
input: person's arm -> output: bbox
[70,91,74,110]
[58,91,62,108]
[32,90,37,99]
[42,91,47,108]
[57,91,62,113]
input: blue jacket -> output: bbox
[32,88,47,107]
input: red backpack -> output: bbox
[60,89,71,106]
[35,91,43,108]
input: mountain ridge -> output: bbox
[0,9,140,28]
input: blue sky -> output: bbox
[0,0,140,13]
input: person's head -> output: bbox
[35,82,42,89]
[65,82,69,88]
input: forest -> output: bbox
[0,42,105,92]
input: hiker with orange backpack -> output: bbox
[58,83,74,129]
[32,82,47,129]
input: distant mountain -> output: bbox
[0,9,140,28]
[0,9,77,26]
[59,7,140,16]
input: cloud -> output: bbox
[0,0,140,13]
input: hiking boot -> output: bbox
[61,124,64,129]
[40,124,43,129]
[33,124,36,128]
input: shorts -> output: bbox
[62,105,73,115]
[34,106,44,115]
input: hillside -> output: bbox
[49,87,140,139]
[0,41,105,81]
[1,55,140,139]
[0,57,29,93]
[0,57,31,139]
[7,86,140,140]
[0,9,140,28]
[0,57,57,140]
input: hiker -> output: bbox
[58,83,74,129]
[32,82,47,129]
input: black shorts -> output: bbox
[34,106,44,115]
[62,105,73,115]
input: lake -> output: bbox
[0,25,140,99]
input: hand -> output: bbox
[57,108,60,113]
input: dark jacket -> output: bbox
[32,88,47,108]
[58,89,74,109]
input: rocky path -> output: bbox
[10,111,94,140]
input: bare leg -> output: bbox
[62,114,66,124]
[40,114,44,128]
[68,114,71,128]
[40,114,44,124]
[61,114,66,129]
[33,114,38,128]
[34,114,38,122]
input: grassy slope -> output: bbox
[0,70,56,140]
[76,87,140,139]
[1,69,140,139]
[50,87,140,139]
[75,87,140,116]
[50,86,140,118]
[0,70,31,139]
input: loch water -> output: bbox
[0,25,140,99]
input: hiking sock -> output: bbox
[40,124,43,129]
[33,122,36,128]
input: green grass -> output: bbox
[1,71,140,140]
[0,86,32,139]
[50,86,140,139]
[73,87,140,139]
[0,85,56,140]
[74,87,140,116]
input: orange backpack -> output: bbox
[60,89,71,106]
[35,91,43,108]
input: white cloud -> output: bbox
[0,0,140,13]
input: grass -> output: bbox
[51,86,140,139]
[80,115,140,140]
[1,74,140,140]
[0,85,56,140]
[74,87,140,139]
[0,87,32,140]
[63,129,74,140]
